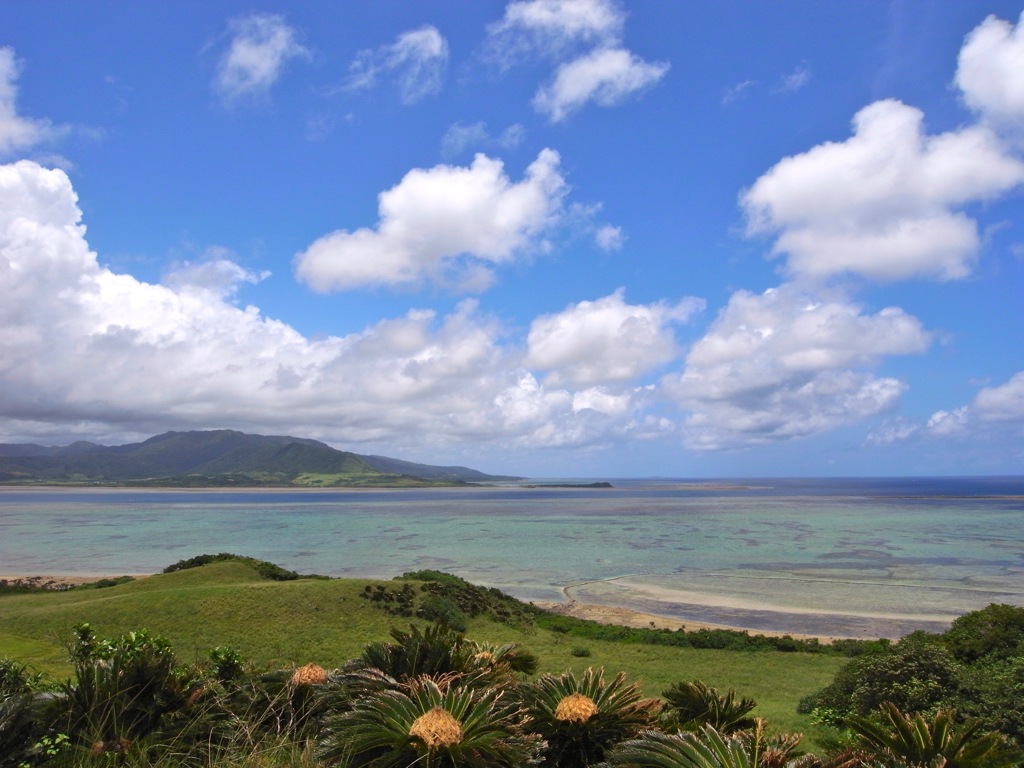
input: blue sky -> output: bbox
[1,1,1023,478]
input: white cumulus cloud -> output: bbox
[743,99,1024,282]
[294,149,568,293]
[526,289,704,386]
[974,371,1024,423]
[956,11,1024,127]
[668,284,930,450]
[533,47,669,122]
[926,371,1024,439]
[214,14,309,102]
[345,25,448,104]
[0,159,666,455]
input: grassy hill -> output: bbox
[0,560,844,735]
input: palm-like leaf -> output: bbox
[524,667,660,768]
[846,703,1023,767]
[318,676,541,768]
[355,624,477,682]
[662,681,758,734]
[604,727,755,768]
[468,640,539,676]
[604,722,806,768]
[0,692,40,768]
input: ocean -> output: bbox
[2,476,1022,639]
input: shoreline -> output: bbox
[557,579,958,640]
[532,599,844,642]
[0,573,150,588]
[3,570,872,642]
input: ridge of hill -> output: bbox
[0,429,521,487]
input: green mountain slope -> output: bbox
[0,429,517,486]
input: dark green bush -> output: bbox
[798,632,961,723]
[943,603,1024,663]
[417,594,469,631]
[162,553,304,580]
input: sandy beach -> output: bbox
[0,573,149,588]
[533,599,843,642]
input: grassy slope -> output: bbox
[0,562,844,736]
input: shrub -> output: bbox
[418,595,469,632]
[51,625,199,754]
[162,553,308,580]
[942,603,1024,663]
[798,632,962,723]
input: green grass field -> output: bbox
[0,561,845,737]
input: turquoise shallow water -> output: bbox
[1,478,1022,638]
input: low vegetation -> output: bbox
[1,555,1022,767]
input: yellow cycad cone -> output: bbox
[554,692,599,722]
[290,662,328,686]
[410,707,464,748]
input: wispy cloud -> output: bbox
[344,26,448,104]
[0,48,65,156]
[485,0,668,122]
[485,0,625,64]
[533,46,669,122]
[776,63,810,94]
[721,79,755,105]
[213,14,309,103]
[440,121,525,159]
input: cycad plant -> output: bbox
[523,667,659,768]
[345,624,536,697]
[317,675,542,767]
[603,721,809,768]
[353,624,477,682]
[845,702,1024,767]
[467,640,539,677]
[662,681,758,734]
[51,626,195,755]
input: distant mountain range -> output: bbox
[0,430,522,487]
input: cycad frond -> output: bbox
[604,723,805,768]
[662,681,757,734]
[847,703,1023,768]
